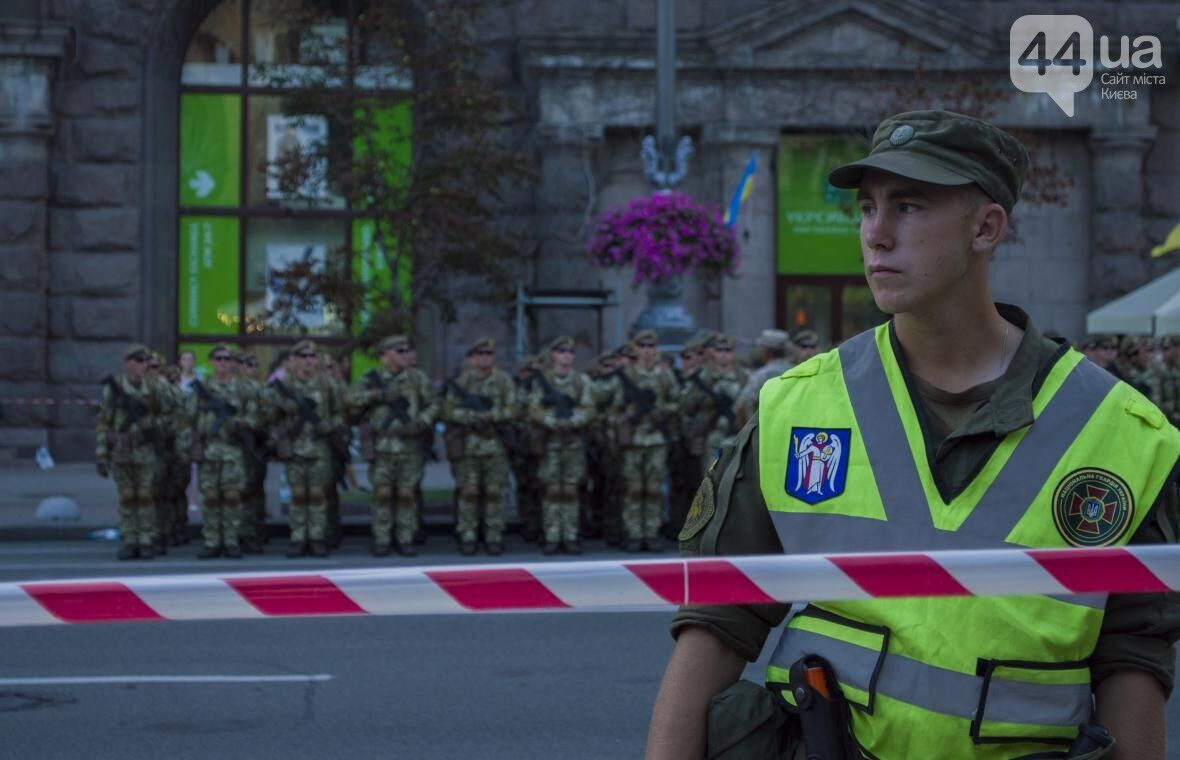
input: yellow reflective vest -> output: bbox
[757,324,1180,758]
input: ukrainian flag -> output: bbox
[723,152,757,228]
[1152,221,1180,258]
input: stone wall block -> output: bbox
[1145,171,1180,217]
[0,203,46,245]
[50,207,141,251]
[1092,211,1147,256]
[50,253,138,296]
[0,161,48,201]
[49,297,70,338]
[0,383,52,427]
[52,163,140,207]
[72,118,141,164]
[69,297,138,339]
[76,35,143,78]
[1089,254,1149,304]
[48,339,128,384]
[0,249,45,290]
[55,78,141,118]
[0,337,47,381]
[0,291,47,335]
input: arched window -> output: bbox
[177,0,411,379]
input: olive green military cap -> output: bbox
[617,343,639,360]
[708,334,736,350]
[292,339,317,355]
[755,329,791,352]
[232,349,255,363]
[378,334,411,353]
[123,343,150,361]
[828,110,1030,213]
[547,335,575,353]
[792,329,820,349]
[632,329,659,346]
[208,343,233,359]
[466,337,496,356]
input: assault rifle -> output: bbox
[192,379,238,437]
[443,374,516,451]
[533,371,576,420]
[614,368,658,425]
[364,370,411,429]
[271,379,350,466]
[691,373,736,427]
[102,375,152,435]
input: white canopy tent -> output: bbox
[1086,268,1180,336]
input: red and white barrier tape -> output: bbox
[0,398,99,406]
[3,545,1179,627]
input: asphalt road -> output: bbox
[2,542,1180,759]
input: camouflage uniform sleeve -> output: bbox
[573,373,595,426]
[95,383,114,460]
[1091,469,1180,696]
[240,382,261,433]
[492,371,517,424]
[345,377,372,423]
[524,380,549,426]
[670,414,790,661]
[328,379,347,433]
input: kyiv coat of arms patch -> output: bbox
[786,427,851,505]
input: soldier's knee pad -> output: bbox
[290,485,309,503]
[222,491,241,507]
[624,480,644,499]
[201,489,219,505]
[395,487,416,503]
[374,485,394,502]
[458,484,480,500]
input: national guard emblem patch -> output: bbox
[679,475,715,541]
[1052,468,1134,547]
[786,428,851,505]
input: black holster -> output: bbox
[787,656,860,760]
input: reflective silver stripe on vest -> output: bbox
[768,330,1119,553]
[770,627,1091,728]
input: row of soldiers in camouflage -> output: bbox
[95,327,822,560]
[1078,334,1180,427]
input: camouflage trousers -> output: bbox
[621,444,666,540]
[113,449,158,547]
[452,453,509,543]
[197,458,246,549]
[539,445,586,544]
[369,448,425,546]
[286,456,333,543]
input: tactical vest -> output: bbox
[756,324,1180,758]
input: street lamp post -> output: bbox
[634,0,697,347]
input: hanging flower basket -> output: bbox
[587,192,739,286]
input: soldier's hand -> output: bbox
[96,462,109,478]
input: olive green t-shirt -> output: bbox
[672,307,1180,694]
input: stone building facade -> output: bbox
[2,0,1178,459]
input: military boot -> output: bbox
[309,541,329,558]
[197,545,221,560]
[286,541,306,558]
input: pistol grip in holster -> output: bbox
[787,656,860,760]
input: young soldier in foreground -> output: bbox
[646,110,1180,760]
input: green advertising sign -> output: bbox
[180,93,241,207]
[178,216,240,335]
[777,136,865,276]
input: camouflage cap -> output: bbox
[828,110,1030,213]
[708,333,736,350]
[467,337,496,356]
[792,329,820,349]
[617,343,639,360]
[208,343,233,359]
[233,349,255,363]
[123,343,151,361]
[547,335,576,353]
[632,329,659,346]
[755,329,791,352]
[292,339,317,355]
[148,350,165,366]
[683,329,717,353]
[378,334,411,353]
[1120,335,1147,356]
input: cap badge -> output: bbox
[889,124,915,146]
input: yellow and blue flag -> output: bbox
[1152,221,1180,258]
[723,152,757,228]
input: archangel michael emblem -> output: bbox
[786,428,851,505]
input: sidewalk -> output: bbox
[0,460,461,541]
